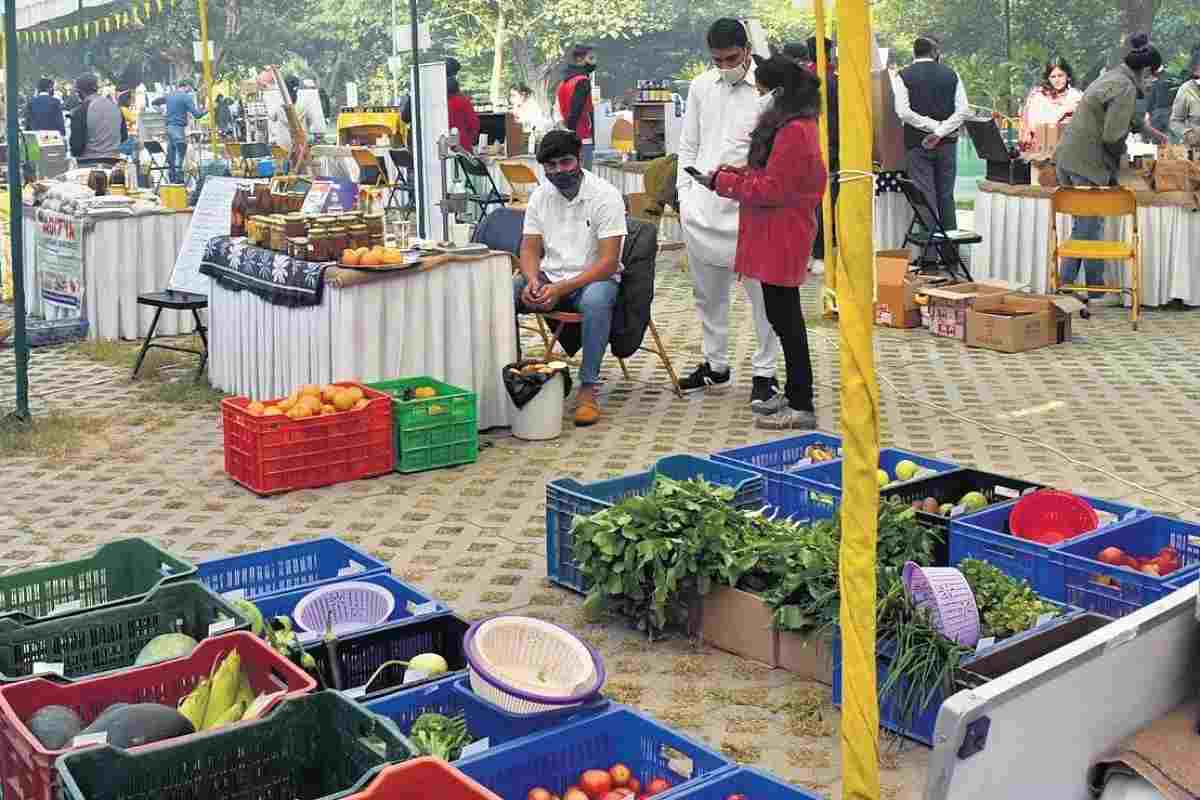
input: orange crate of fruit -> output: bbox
[221,381,394,495]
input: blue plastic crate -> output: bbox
[545,455,765,593]
[1056,515,1200,618]
[254,573,447,644]
[949,495,1148,601]
[711,433,843,520]
[364,676,609,763]
[775,448,960,522]
[456,706,731,798]
[662,767,822,800]
[831,604,1074,746]
[196,537,390,600]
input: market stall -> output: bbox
[203,237,516,430]
[21,206,196,340]
[971,180,1200,306]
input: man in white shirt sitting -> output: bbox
[514,130,627,427]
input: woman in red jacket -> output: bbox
[705,55,827,430]
[447,78,480,153]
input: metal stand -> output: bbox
[436,133,467,242]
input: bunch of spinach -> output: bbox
[958,558,1060,639]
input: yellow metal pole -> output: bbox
[197,0,217,138]
[835,0,879,796]
[812,0,836,317]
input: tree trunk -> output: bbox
[511,37,554,120]
[325,50,348,105]
[1110,0,1161,66]
[490,6,504,108]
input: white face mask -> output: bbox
[720,57,749,85]
[757,87,780,111]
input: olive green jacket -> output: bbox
[1055,64,1143,185]
[1169,79,1200,143]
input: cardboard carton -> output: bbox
[874,250,951,328]
[777,631,833,685]
[699,586,778,666]
[966,293,1084,353]
[921,280,1023,340]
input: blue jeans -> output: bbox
[166,126,187,184]
[513,272,618,387]
[1056,167,1106,292]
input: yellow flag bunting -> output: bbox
[14,0,177,48]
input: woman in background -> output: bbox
[704,55,827,430]
[1021,57,1083,146]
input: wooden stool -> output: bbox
[133,290,209,381]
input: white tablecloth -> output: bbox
[874,191,913,250]
[23,210,195,340]
[971,185,1200,306]
[207,253,517,430]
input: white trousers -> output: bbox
[688,250,780,378]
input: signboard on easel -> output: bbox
[169,176,246,295]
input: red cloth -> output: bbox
[448,93,480,153]
[714,118,827,287]
[557,74,594,141]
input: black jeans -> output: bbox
[905,139,959,261]
[760,283,814,412]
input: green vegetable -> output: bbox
[409,712,471,761]
[958,559,1060,639]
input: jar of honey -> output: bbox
[308,227,331,261]
[328,225,349,256]
[347,224,370,250]
[364,213,385,237]
[288,237,310,260]
[269,220,288,253]
[283,213,306,239]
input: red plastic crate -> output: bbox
[221,381,394,495]
[0,631,316,800]
[347,758,503,800]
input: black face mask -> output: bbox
[547,168,584,199]
[584,63,597,73]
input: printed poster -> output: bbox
[35,212,84,320]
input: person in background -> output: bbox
[1169,46,1200,146]
[69,73,126,167]
[676,18,782,412]
[295,78,327,141]
[152,79,205,183]
[557,44,597,169]
[893,35,969,262]
[26,78,65,136]
[703,55,826,430]
[510,84,538,125]
[513,130,626,427]
[117,89,138,157]
[215,94,234,136]
[447,78,481,152]
[1054,33,1162,299]
[1021,57,1083,147]
[785,37,838,276]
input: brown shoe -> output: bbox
[574,397,601,427]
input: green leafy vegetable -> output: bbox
[409,712,472,761]
[958,559,1061,639]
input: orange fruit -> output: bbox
[277,394,298,412]
[332,390,356,412]
[247,400,266,416]
[288,403,313,419]
[355,247,370,257]
[413,386,437,400]
[263,407,284,417]
[382,248,404,265]
[360,252,382,267]
[353,398,369,411]
[299,395,322,413]
[321,404,336,415]
[341,249,360,266]
[299,384,322,398]
[321,384,340,403]
[345,386,365,403]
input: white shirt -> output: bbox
[892,58,970,139]
[523,170,627,284]
[675,64,761,266]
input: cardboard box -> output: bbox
[966,293,1084,353]
[922,281,1022,340]
[875,250,951,329]
[699,586,778,666]
[777,631,833,685]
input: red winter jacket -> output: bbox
[447,92,480,153]
[714,118,827,288]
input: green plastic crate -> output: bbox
[56,691,414,800]
[0,538,196,623]
[365,377,479,473]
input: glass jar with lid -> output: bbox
[283,213,307,239]
[347,224,370,250]
[328,225,349,256]
[307,227,330,261]
[288,237,310,260]
[364,213,385,237]
[269,220,288,252]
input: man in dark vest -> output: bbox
[893,35,969,261]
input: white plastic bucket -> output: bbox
[510,372,564,440]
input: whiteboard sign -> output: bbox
[169,176,245,296]
[301,181,333,214]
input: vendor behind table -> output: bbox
[1169,45,1200,147]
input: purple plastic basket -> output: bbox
[463,615,606,713]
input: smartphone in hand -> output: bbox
[685,166,711,189]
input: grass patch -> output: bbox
[69,337,225,409]
[0,412,110,459]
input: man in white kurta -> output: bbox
[676,17,781,413]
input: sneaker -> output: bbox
[750,376,785,415]
[679,362,731,394]
[755,407,817,430]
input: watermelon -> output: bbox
[134,633,198,666]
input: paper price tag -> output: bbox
[1021,487,1038,496]
[406,601,438,616]
[336,559,365,577]
[994,485,1020,499]
[1036,612,1054,627]
[208,617,238,636]
[223,588,247,601]
[795,458,812,467]
[975,636,996,653]
[242,691,284,721]
[33,661,64,676]
[52,599,82,615]
[1123,510,1139,521]
[72,732,108,748]
[403,668,430,685]
[460,737,490,757]
[160,562,175,575]
[950,504,966,518]
[343,685,367,700]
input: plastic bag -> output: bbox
[503,360,572,409]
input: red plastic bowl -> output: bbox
[1009,489,1099,543]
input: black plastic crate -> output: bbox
[882,469,1044,530]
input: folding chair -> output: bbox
[455,153,510,218]
[534,314,681,397]
[132,291,209,381]
[142,141,171,188]
[386,149,415,211]
[897,176,980,281]
[1047,186,1141,330]
[498,161,539,207]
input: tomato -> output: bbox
[1141,563,1161,576]
[1097,546,1125,565]
[563,788,589,800]
[726,795,749,800]
[602,792,632,800]
[529,789,553,800]
[609,764,632,787]
[646,778,672,795]
[626,778,641,794]
[580,770,614,800]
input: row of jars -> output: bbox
[245,211,386,261]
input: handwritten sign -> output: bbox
[169,176,247,296]
[301,181,332,214]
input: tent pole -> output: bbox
[813,0,836,317]
[5,6,30,420]
[409,0,424,238]
[197,0,217,140]
[835,0,879,796]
